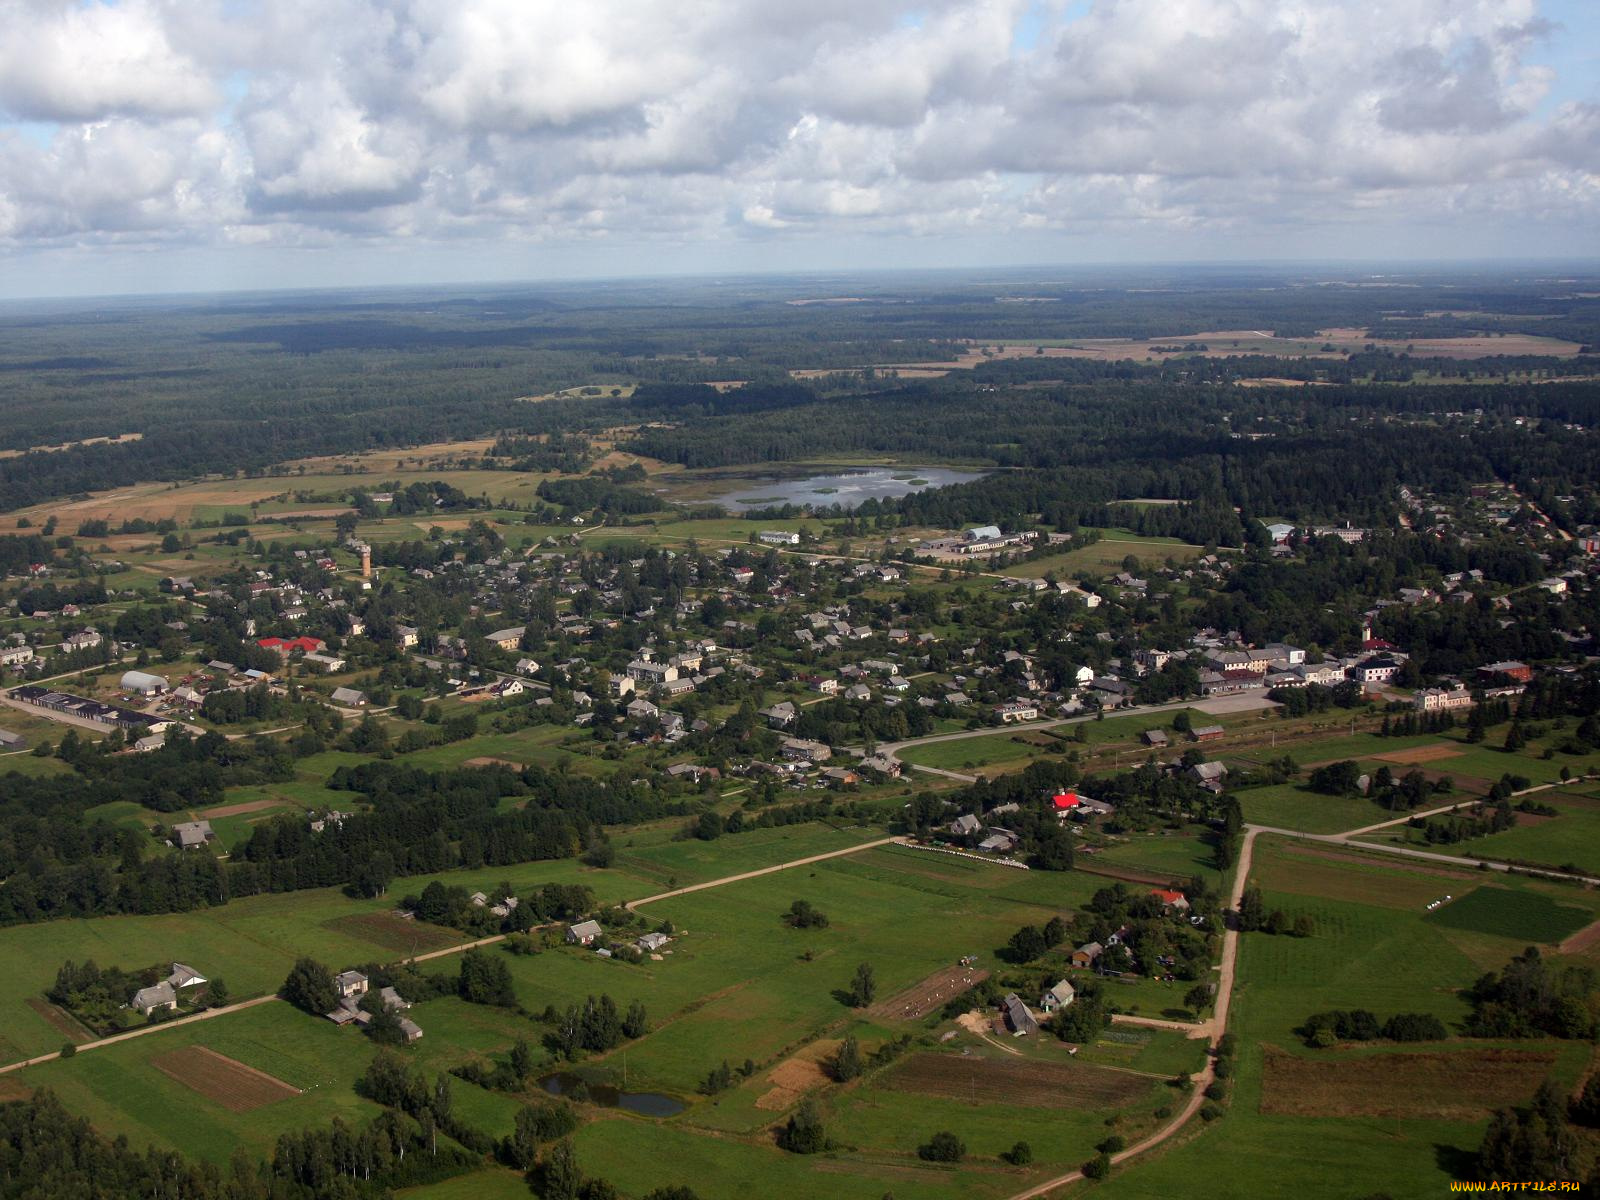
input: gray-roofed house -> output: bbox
[331,687,368,707]
[637,932,670,953]
[334,970,369,999]
[171,820,216,850]
[132,981,177,1015]
[1071,941,1104,969]
[167,963,207,989]
[949,813,982,837]
[566,919,603,946]
[1040,979,1076,1013]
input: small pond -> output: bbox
[539,1071,686,1117]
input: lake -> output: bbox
[539,1071,686,1117]
[713,465,985,509]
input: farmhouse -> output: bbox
[637,932,670,953]
[334,970,369,1000]
[131,982,177,1016]
[170,820,216,850]
[949,813,982,837]
[1040,980,1076,1013]
[567,920,603,946]
[1188,761,1228,792]
[1151,889,1190,911]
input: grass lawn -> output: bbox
[1090,828,1223,887]
[999,535,1202,580]
[1434,795,1600,874]
[1233,783,1387,834]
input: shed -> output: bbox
[120,670,168,695]
[331,687,368,707]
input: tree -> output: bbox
[459,949,516,1007]
[623,1001,649,1040]
[1479,1083,1576,1181]
[1082,1152,1112,1180]
[918,1131,966,1162]
[280,957,337,1016]
[785,899,829,929]
[205,977,230,1008]
[1570,1073,1600,1127]
[1184,984,1211,1013]
[510,1038,536,1080]
[777,1097,828,1154]
[365,998,408,1045]
[1002,1141,1033,1166]
[539,1138,583,1200]
[848,962,877,1007]
[831,1036,862,1082]
[1006,924,1047,963]
[1237,885,1264,932]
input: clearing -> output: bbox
[321,912,466,954]
[754,1040,835,1111]
[148,1046,301,1113]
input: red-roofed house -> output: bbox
[1151,889,1190,911]
[1361,638,1397,652]
[1052,792,1080,811]
[259,636,325,657]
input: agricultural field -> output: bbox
[998,534,1202,579]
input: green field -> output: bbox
[999,534,1202,579]
[1234,783,1387,834]
[1426,886,1593,942]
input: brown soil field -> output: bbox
[323,911,464,954]
[149,1046,301,1112]
[1559,916,1600,955]
[0,432,144,461]
[198,797,291,820]
[1252,842,1479,904]
[1374,743,1464,766]
[868,965,990,1022]
[1260,1046,1553,1119]
[24,998,95,1043]
[0,1078,32,1102]
[465,756,525,769]
[755,1040,836,1111]
[1075,861,1179,887]
[883,1051,1150,1109]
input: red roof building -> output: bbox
[1052,792,1080,810]
[1151,889,1191,910]
[259,636,325,656]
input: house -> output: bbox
[760,701,799,728]
[132,982,177,1015]
[515,657,541,677]
[949,813,982,837]
[1190,725,1224,743]
[1350,657,1401,685]
[0,728,24,749]
[0,645,35,667]
[167,963,207,989]
[781,736,832,763]
[334,970,369,1000]
[331,687,368,707]
[626,697,660,722]
[395,625,420,649]
[566,920,603,946]
[133,733,167,753]
[1151,889,1190,911]
[1142,729,1169,747]
[637,932,670,953]
[1188,761,1228,792]
[627,659,679,685]
[1479,661,1534,684]
[978,830,1019,854]
[1071,941,1104,969]
[170,820,216,850]
[1002,992,1039,1036]
[995,701,1039,723]
[1040,979,1076,1013]
[1415,685,1474,712]
[397,1018,424,1042]
[257,636,324,658]
[301,652,347,673]
[378,986,410,1011]
[487,626,526,651]
[490,678,524,698]
[758,530,800,545]
[60,629,103,653]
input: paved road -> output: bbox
[875,694,1278,767]
[627,836,899,909]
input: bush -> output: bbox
[1002,1141,1033,1166]
[59,1042,76,1059]
[1096,1135,1125,1154]
[1082,1153,1112,1180]
[776,1098,828,1154]
[917,1131,965,1163]
[1200,1102,1225,1121]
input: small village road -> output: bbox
[0,994,280,1077]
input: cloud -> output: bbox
[0,0,1594,271]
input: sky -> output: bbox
[0,0,1596,299]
